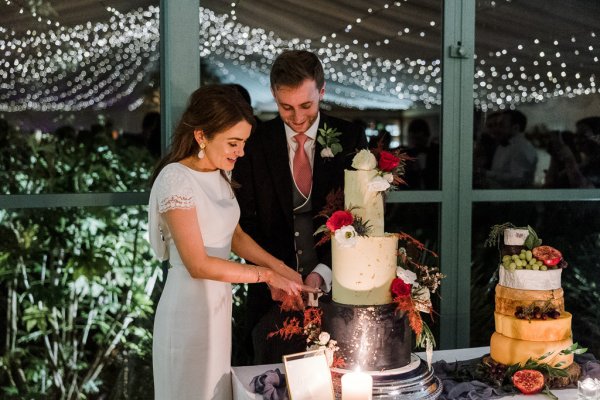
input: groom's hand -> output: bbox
[268,286,286,302]
[304,272,324,291]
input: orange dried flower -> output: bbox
[393,295,423,337]
[267,317,303,340]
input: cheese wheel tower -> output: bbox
[490,228,574,368]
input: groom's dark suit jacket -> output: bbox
[233,112,367,363]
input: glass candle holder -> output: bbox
[577,378,600,400]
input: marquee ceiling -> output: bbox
[0,0,598,112]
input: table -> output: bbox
[231,346,579,399]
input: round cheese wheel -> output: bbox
[495,285,564,315]
[490,332,574,369]
[494,312,572,341]
[499,267,562,290]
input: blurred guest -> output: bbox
[368,128,392,150]
[119,111,161,158]
[545,117,600,188]
[142,111,161,158]
[473,109,498,184]
[54,125,77,141]
[403,119,439,189]
[481,110,537,188]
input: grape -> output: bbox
[509,262,517,270]
[529,259,536,265]
[532,264,540,271]
[540,265,548,271]
[519,253,526,260]
[515,260,523,267]
[502,255,511,263]
[526,250,533,261]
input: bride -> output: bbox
[148,85,312,399]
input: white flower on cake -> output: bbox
[334,225,358,247]
[396,267,417,285]
[367,175,391,192]
[413,285,432,313]
[383,173,394,183]
[320,147,335,158]
[318,332,331,344]
[351,149,377,170]
[307,334,338,367]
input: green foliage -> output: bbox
[317,123,343,156]
[523,226,542,249]
[0,126,160,399]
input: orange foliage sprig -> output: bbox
[278,293,305,312]
[267,317,303,340]
[396,232,439,259]
[303,307,323,328]
[393,295,423,337]
[395,232,444,296]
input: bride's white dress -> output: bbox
[148,162,239,400]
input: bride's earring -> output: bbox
[197,142,206,159]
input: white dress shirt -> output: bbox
[283,114,332,292]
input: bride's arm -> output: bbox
[231,224,302,284]
[164,208,302,295]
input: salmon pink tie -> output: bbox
[293,133,312,197]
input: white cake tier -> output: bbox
[332,235,398,305]
[498,266,562,290]
[344,169,384,236]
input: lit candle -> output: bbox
[577,378,600,399]
[341,369,373,400]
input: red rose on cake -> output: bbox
[325,210,354,232]
[378,150,401,172]
[391,278,412,298]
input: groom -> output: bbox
[233,50,368,364]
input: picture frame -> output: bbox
[283,349,335,400]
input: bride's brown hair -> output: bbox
[150,84,255,185]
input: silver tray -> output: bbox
[331,353,443,399]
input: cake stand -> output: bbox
[331,354,443,399]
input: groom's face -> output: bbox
[272,78,325,134]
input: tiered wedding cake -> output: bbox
[489,227,575,368]
[320,151,412,371]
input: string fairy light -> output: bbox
[0,6,159,111]
[0,2,598,112]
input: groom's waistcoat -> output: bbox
[292,184,318,276]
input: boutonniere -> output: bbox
[317,123,343,159]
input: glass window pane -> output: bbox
[0,2,160,194]
[0,206,159,397]
[200,0,442,190]
[472,202,600,359]
[473,1,600,189]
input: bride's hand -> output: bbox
[270,261,302,284]
[266,270,319,297]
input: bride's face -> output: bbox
[199,120,252,171]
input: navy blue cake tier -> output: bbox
[319,295,412,371]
